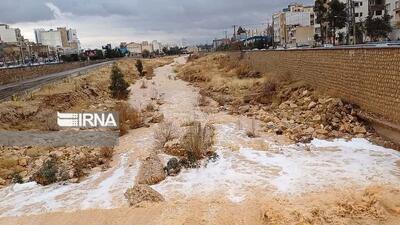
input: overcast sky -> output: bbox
[1,0,312,49]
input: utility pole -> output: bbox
[346,0,350,45]
[352,0,356,45]
[233,25,237,40]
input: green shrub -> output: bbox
[135,59,144,77]
[12,173,23,184]
[33,156,58,185]
[142,50,150,58]
[109,63,130,99]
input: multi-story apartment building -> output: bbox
[141,41,153,52]
[314,0,400,43]
[272,3,315,46]
[386,0,400,39]
[67,29,78,42]
[0,24,22,43]
[34,29,62,47]
[212,38,231,49]
[273,12,286,44]
[152,40,162,52]
[34,27,80,54]
[126,42,142,55]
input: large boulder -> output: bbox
[137,154,166,185]
[124,184,164,207]
[164,157,181,176]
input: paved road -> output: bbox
[0,61,113,101]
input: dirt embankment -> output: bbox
[0,57,173,187]
[177,53,398,150]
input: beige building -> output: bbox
[57,27,69,47]
[127,42,142,54]
[273,3,315,46]
[288,26,315,47]
[273,12,286,44]
[141,41,153,52]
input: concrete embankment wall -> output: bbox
[229,48,400,126]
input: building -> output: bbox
[57,27,69,47]
[186,46,199,53]
[152,40,162,53]
[245,25,269,37]
[67,29,78,42]
[273,12,286,44]
[272,3,315,46]
[34,27,80,54]
[35,29,62,47]
[386,0,400,39]
[34,28,45,44]
[127,42,142,54]
[212,38,231,49]
[313,0,397,43]
[0,25,58,64]
[288,26,315,46]
[0,24,20,43]
[353,0,369,22]
[141,41,153,52]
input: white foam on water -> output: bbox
[154,123,400,202]
[0,152,140,217]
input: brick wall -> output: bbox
[230,48,400,125]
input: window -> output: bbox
[355,13,359,17]
[376,10,382,15]
[360,12,363,17]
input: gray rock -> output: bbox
[165,157,181,176]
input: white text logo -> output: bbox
[57,112,118,128]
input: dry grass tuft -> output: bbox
[235,63,261,79]
[252,78,279,105]
[115,102,143,136]
[187,54,201,62]
[145,67,154,80]
[198,94,209,106]
[99,147,114,160]
[145,103,155,112]
[154,121,178,149]
[182,121,214,163]
[140,80,147,89]
[72,157,90,179]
